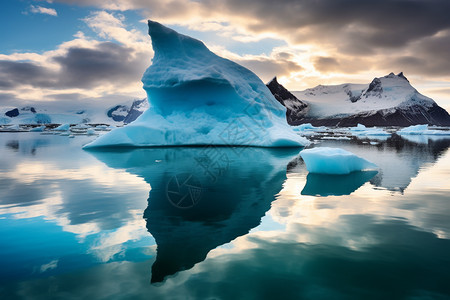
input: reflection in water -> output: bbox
[317,135,450,193]
[89,147,301,282]
[301,171,378,196]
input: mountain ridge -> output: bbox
[267,72,450,126]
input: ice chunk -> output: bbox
[397,124,450,135]
[30,126,45,132]
[7,124,21,131]
[53,123,71,131]
[300,147,377,174]
[86,128,96,135]
[84,20,308,148]
[350,124,367,131]
[292,123,324,132]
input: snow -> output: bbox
[293,73,435,118]
[84,20,308,148]
[397,124,450,135]
[300,147,378,175]
[53,124,71,131]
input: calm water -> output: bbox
[0,132,450,299]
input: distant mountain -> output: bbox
[0,98,148,125]
[267,73,450,127]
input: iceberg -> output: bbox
[300,147,377,174]
[397,124,450,135]
[84,20,308,148]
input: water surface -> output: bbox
[1,132,450,299]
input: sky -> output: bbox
[1,0,450,111]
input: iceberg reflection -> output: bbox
[88,146,301,282]
[301,170,378,197]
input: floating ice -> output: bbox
[397,124,450,135]
[300,147,377,174]
[84,20,308,148]
[292,123,325,132]
[53,124,70,131]
[30,126,45,132]
[7,124,21,131]
[349,124,367,131]
[86,128,96,135]
[349,123,390,137]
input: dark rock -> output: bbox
[21,107,36,113]
[5,108,19,118]
[123,98,148,124]
[291,103,450,127]
[397,72,409,82]
[266,77,308,124]
[107,105,128,122]
[364,78,383,98]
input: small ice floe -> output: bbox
[86,128,96,135]
[6,124,21,131]
[292,123,325,132]
[59,131,71,136]
[300,147,377,175]
[349,124,390,137]
[95,125,110,131]
[53,123,71,131]
[30,126,45,132]
[397,124,450,135]
[321,136,352,140]
[349,123,367,132]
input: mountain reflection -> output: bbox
[314,135,450,193]
[88,146,300,283]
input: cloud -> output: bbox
[29,5,58,16]
[0,11,151,103]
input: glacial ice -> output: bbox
[350,124,367,131]
[84,20,308,148]
[53,124,70,131]
[397,124,450,135]
[30,126,45,132]
[300,147,377,174]
[349,123,390,137]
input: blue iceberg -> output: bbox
[300,147,377,175]
[84,20,308,148]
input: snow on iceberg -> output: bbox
[84,20,308,148]
[397,124,450,135]
[300,147,377,175]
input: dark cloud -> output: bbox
[0,60,56,89]
[384,31,450,76]
[47,93,85,101]
[0,42,148,91]
[53,42,147,88]
[313,56,369,74]
[314,56,340,73]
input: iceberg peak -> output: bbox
[84,20,308,148]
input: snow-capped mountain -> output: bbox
[270,72,450,126]
[0,98,148,126]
